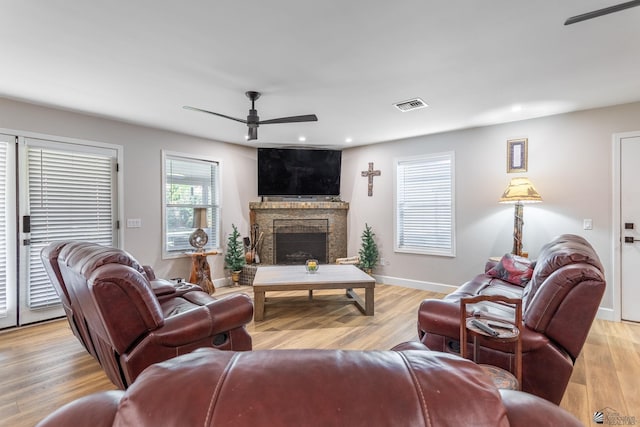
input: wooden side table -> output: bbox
[460,295,522,391]
[186,251,218,294]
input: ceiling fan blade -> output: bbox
[259,114,319,125]
[183,106,247,124]
[564,0,640,25]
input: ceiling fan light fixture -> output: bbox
[184,91,318,143]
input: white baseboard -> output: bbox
[213,277,232,289]
[596,306,617,321]
[373,274,458,294]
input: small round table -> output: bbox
[460,295,523,392]
[464,317,521,391]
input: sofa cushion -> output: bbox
[486,253,534,287]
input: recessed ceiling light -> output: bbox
[511,104,523,112]
[298,136,306,142]
[345,137,353,143]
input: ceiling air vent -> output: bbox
[393,98,428,112]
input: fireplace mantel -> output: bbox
[249,201,349,265]
[249,201,349,210]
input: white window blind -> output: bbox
[163,153,220,256]
[27,147,115,309]
[0,141,8,316]
[395,152,455,256]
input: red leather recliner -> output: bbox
[417,234,605,404]
[41,241,254,389]
[41,241,98,359]
[36,345,583,427]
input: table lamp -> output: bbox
[499,177,542,256]
[189,207,209,252]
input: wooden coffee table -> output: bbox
[252,264,375,321]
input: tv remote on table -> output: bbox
[470,319,500,337]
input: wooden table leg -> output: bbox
[364,286,374,315]
[254,290,265,321]
[346,287,375,316]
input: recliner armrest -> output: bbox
[418,299,463,339]
[205,293,254,335]
[35,390,124,427]
[150,308,218,346]
[500,390,582,426]
[149,278,177,296]
[150,294,253,347]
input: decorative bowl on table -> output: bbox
[305,259,319,273]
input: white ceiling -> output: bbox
[1,1,639,148]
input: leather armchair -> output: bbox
[36,345,583,427]
[42,241,254,389]
[417,234,605,404]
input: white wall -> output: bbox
[0,97,257,282]
[342,101,640,312]
[3,96,639,312]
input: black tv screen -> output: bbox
[258,148,342,197]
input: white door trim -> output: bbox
[612,130,640,322]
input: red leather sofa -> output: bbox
[41,241,254,389]
[417,234,605,404]
[36,344,583,427]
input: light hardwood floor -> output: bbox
[0,284,638,426]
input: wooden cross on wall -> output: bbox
[361,162,381,197]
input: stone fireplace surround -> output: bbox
[249,201,349,265]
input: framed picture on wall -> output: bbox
[507,138,528,173]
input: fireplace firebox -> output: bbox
[273,219,328,264]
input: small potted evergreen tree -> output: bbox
[224,224,245,285]
[358,223,379,275]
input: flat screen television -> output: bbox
[257,148,342,197]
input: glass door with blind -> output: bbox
[17,136,119,325]
[0,135,17,329]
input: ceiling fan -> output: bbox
[184,91,318,141]
[564,0,640,25]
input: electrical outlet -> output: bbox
[379,257,388,266]
[127,218,142,228]
[583,219,593,230]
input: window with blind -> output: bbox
[26,145,116,309]
[163,152,220,257]
[394,152,455,256]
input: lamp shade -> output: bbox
[192,207,209,229]
[499,177,543,204]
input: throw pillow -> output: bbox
[486,253,535,287]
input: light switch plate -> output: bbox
[127,218,142,228]
[583,219,593,230]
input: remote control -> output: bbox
[471,319,500,337]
